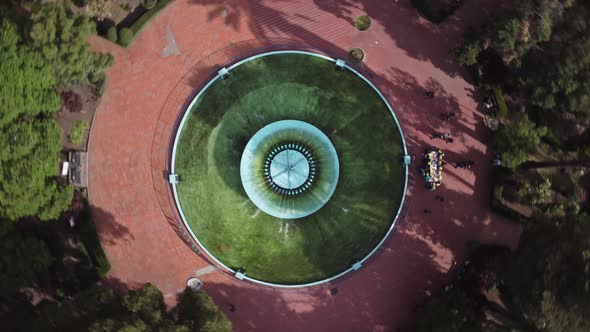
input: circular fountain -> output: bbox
[240,120,339,219]
[171,51,407,285]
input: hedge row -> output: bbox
[130,0,174,35]
[493,86,509,118]
[102,0,174,47]
[78,202,111,278]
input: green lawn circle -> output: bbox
[173,53,406,285]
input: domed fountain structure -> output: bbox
[240,120,339,219]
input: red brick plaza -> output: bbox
[88,0,519,331]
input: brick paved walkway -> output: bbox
[87,0,519,331]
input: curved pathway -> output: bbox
[88,0,519,331]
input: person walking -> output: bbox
[441,112,456,121]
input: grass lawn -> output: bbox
[174,54,405,284]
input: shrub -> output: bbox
[348,48,365,63]
[106,26,117,43]
[130,0,174,35]
[118,28,134,46]
[78,203,111,278]
[355,15,371,31]
[94,75,107,96]
[455,40,482,66]
[121,2,131,11]
[141,0,158,10]
[493,87,509,118]
[517,177,551,205]
[68,121,89,145]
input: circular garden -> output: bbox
[172,52,406,285]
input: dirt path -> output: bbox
[87,1,519,331]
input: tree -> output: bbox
[518,1,590,114]
[39,284,231,332]
[516,176,552,205]
[416,290,486,332]
[0,228,53,294]
[455,40,482,66]
[177,287,233,332]
[122,283,167,327]
[415,245,521,332]
[505,218,590,332]
[0,17,73,221]
[28,3,113,87]
[494,115,547,169]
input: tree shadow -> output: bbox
[197,227,447,331]
[90,205,135,245]
[188,0,349,58]
[185,0,511,80]
[99,275,141,295]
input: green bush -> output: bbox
[493,87,509,118]
[494,115,547,169]
[130,0,173,35]
[517,177,551,205]
[121,2,132,12]
[94,75,106,96]
[542,128,562,148]
[141,0,158,10]
[118,28,134,46]
[355,15,371,31]
[455,40,482,66]
[106,26,117,43]
[78,203,111,278]
[68,121,88,145]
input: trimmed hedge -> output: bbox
[78,203,111,278]
[493,86,509,118]
[141,0,158,10]
[130,0,174,35]
[106,26,118,43]
[109,0,173,47]
[118,28,134,47]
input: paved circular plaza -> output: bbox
[87,0,520,331]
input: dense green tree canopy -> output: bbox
[416,290,486,332]
[494,115,547,168]
[0,227,53,294]
[506,218,590,331]
[37,284,231,332]
[0,18,72,221]
[28,3,112,87]
[177,287,233,332]
[415,219,590,331]
[518,1,590,114]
